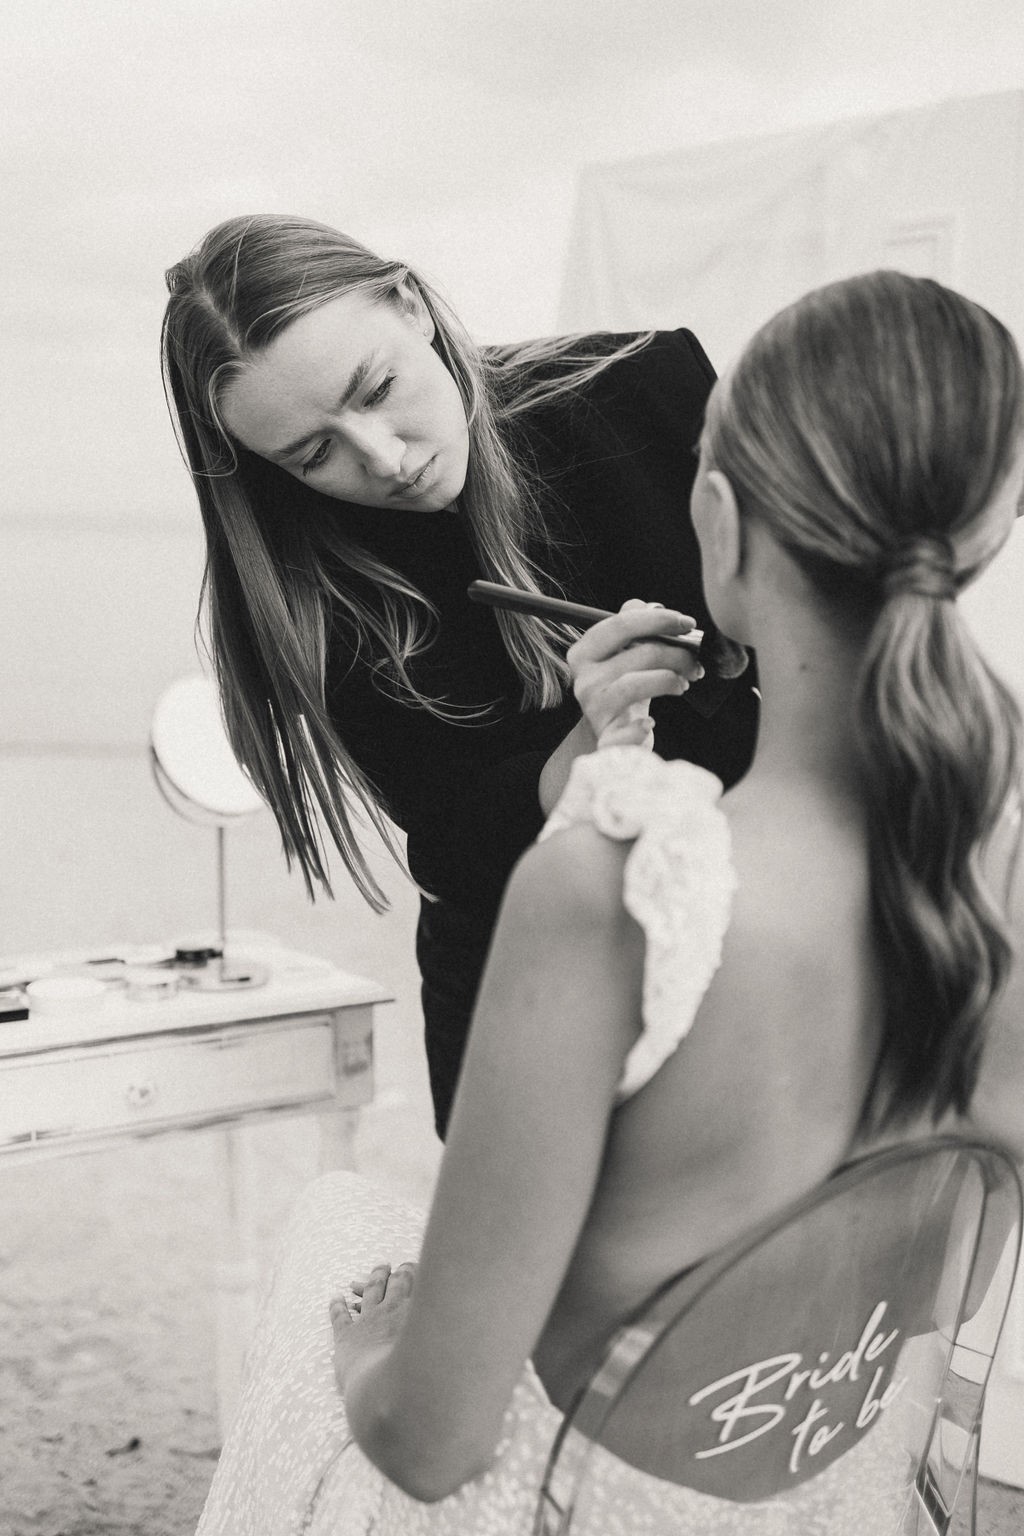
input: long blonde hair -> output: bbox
[161,214,653,908]
[704,271,1024,1132]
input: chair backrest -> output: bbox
[535,1137,1023,1536]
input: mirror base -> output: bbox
[185,959,271,992]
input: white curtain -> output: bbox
[558,89,1024,371]
[557,87,1024,717]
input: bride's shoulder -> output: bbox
[534,750,735,1101]
[539,745,726,848]
[505,752,706,949]
[508,814,634,939]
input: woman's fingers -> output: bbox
[567,603,703,746]
[565,596,704,747]
[345,1261,417,1312]
[359,1263,391,1307]
[572,651,702,731]
[598,668,693,711]
[573,640,701,689]
[567,604,695,666]
[387,1262,416,1298]
[329,1295,352,1328]
[577,667,696,739]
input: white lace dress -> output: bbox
[195,749,901,1536]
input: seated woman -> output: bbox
[195,271,1024,1535]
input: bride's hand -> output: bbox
[331,1261,417,1393]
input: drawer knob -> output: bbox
[125,1081,158,1109]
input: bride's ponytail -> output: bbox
[704,270,1024,1131]
[854,541,1021,1130]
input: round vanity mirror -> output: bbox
[150,675,269,990]
[151,675,265,821]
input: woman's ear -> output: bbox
[396,279,435,342]
[704,469,744,584]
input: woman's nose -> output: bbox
[350,421,405,480]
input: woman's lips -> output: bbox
[392,455,438,499]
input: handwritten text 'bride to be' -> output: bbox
[688,1301,907,1476]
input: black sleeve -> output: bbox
[524,327,759,775]
[404,747,552,915]
[328,651,576,917]
[526,327,755,692]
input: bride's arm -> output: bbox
[340,824,643,1501]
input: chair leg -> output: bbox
[963,1429,980,1536]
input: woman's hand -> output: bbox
[569,599,703,750]
[538,600,702,813]
[331,1261,417,1396]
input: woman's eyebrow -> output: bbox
[273,357,375,459]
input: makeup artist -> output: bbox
[161,214,759,1137]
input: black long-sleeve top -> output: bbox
[323,330,759,921]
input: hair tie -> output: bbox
[883,535,957,602]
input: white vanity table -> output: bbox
[0,939,389,1437]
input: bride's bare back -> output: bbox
[533,768,1024,1405]
[530,771,881,1398]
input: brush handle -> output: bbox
[467,581,704,654]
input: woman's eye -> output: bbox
[301,440,331,477]
[365,374,395,408]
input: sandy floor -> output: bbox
[1,1134,223,1536]
[0,1086,439,1536]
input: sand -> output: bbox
[1,1133,230,1536]
[0,1090,441,1536]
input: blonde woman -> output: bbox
[162,214,759,1136]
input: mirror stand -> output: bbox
[150,677,271,991]
[183,822,269,992]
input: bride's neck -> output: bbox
[740,598,867,798]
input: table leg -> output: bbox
[317,1104,360,1172]
[212,1124,261,1443]
[318,1004,373,1173]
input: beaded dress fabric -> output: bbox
[196,749,907,1535]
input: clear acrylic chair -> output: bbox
[535,1137,1022,1535]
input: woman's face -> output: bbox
[220,285,471,512]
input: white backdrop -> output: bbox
[560,89,1024,371]
[558,88,1024,707]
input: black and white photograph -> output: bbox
[2,4,1024,1532]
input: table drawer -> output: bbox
[0,1019,337,1145]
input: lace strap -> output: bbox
[540,747,736,1099]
